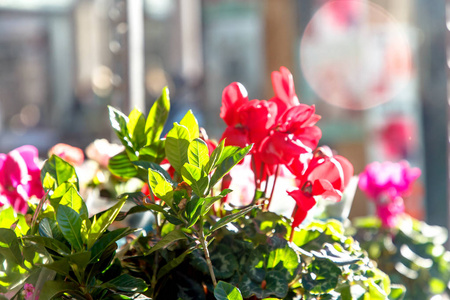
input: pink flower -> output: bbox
[358,160,421,227]
[358,161,421,201]
[22,283,35,300]
[0,145,44,214]
[86,139,124,168]
[288,147,354,228]
[49,143,85,166]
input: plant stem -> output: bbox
[265,164,280,211]
[198,216,217,287]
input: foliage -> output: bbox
[351,216,450,300]
[0,79,406,300]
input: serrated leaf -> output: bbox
[56,205,83,251]
[41,155,79,190]
[165,123,191,173]
[127,108,147,149]
[146,229,187,255]
[188,138,209,168]
[210,205,255,233]
[86,199,126,249]
[179,110,199,141]
[210,145,252,188]
[214,281,243,300]
[148,169,174,202]
[181,163,209,196]
[108,150,138,179]
[145,87,170,143]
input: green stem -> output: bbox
[198,216,217,287]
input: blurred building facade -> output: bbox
[0,0,447,228]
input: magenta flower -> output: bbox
[22,283,35,300]
[358,161,420,201]
[358,160,421,227]
[0,145,44,214]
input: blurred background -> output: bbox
[0,0,447,230]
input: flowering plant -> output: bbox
[0,68,404,300]
[353,160,450,300]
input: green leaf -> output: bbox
[38,218,65,243]
[210,145,252,188]
[388,284,405,300]
[138,141,166,163]
[90,227,136,263]
[188,138,209,168]
[181,163,209,196]
[266,245,299,278]
[165,123,191,174]
[214,281,243,300]
[210,205,256,233]
[191,245,238,279]
[103,274,148,293]
[108,150,138,179]
[157,246,196,279]
[186,197,205,227]
[41,155,79,190]
[0,207,29,236]
[148,169,174,202]
[108,106,135,153]
[133,160,174,184]
[56,205,83,251]
[23,236,70,256]
[145,86,170,143]
[59,186,88,218]
[86,199,126,249]
[205,139,225,174]
[367,279,389,299]
[202,189,231,214]
[146,229,187,255]
[127,108,147,149]
[179,110,199,141]
[302,259,341,294]
[0,228,22,266]
[40,280,81,299]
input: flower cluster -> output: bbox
[0,146,44,214]
[219,67,353,228]
[358,160,421,227]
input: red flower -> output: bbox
[288,147,353,227]
[220,82,249,127]
[259,105,322,165]
[270,66,300,116]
